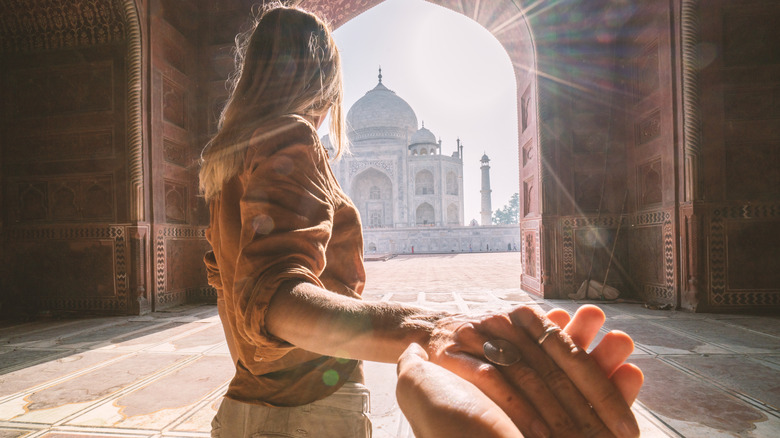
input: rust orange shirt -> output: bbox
[204,115,365,407]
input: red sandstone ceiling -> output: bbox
[0,0,126,53]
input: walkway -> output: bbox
[1,253,778,437]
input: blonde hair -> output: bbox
[199,4,346,200]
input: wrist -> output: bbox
[399,309,449,356]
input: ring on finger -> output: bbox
[537,326,561,345]
[483,339,521,366]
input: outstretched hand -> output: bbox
[400,305,643,437]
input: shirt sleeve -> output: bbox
[203,250,223,292]
[231,124,335,362]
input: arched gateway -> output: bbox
[3,0,779,314]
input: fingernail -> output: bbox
[530,420,550,438]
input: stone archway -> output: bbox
[414,169,435,195]
[416,202,435,226]
[0,0,151,315]
[352,168,394,228]
[301,0,543,292]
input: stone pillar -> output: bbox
[480,154,492,226]
[679,0,703,311]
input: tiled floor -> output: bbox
[1,253,778,437]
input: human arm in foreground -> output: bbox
[241,126,639,436]
[267,286,641,437]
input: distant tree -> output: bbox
[493,193,519,225]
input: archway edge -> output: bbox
[297,0,537,77]
[296,0,545,295]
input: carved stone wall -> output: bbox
[529,0,638,298]
[3,0,778,314]
[0,0,126,53]
[149,0,211,310]
[0,0,136,315]
[3,226,132,313]
[154,225,213,306]
[619,0,679,305]
[696,0,780,311]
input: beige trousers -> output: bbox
[211,382,372,438]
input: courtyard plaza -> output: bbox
[0,252,778,437]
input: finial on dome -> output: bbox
[378,66,382,84]
[422,120,424,128]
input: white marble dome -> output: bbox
[347,78,418,138]
[411,125,436,145]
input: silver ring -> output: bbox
[483,339,521,366]
[537,326,561,345]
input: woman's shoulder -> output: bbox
[242,115,328,176]
[248,115,319,154]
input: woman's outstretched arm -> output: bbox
[267,286,641,437]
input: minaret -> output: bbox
[480,153,492,226]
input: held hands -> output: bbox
[399,305,643,438]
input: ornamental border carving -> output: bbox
[709,202,780,307]
[681,0,702,201]
[561,215,621,290]
[6,224,129,312]
[630,210,675,305]
[155,225,207,307]
[349,160,395,178]
[123,0,144,221]
[561,210,674,304]
[349,127,409,142]
[7,224,123,240]
[644,284,673,300]
[0,0,127,53]
[635,109,661,146]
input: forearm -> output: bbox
[265,280,445,363]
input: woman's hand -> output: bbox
[546,305,643,405]
[422,305,642,437]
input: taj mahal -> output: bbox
[323,70,521,255]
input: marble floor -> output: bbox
[0,252,778,437]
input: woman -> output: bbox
[200,4,642,437]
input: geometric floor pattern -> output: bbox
[1,252,778,437]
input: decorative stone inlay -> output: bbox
[633,39,660,102]
[681,0,702,203]
[155,226,207,306]
[561,215,621,290]
[709,203,780,307]
[123,0,144,221]
[10,130,113,163]
[10,175,115,223]
[638,158,663,206]
[6,225,128,312]
[349,160,395,177]
[644,284,673,300]
[164,182,188,224]
[163,139,188,167]
[636,110,661,145]
[561,210,674,304]
[0,0,126,53]
[162,77,187,129]
[348,127,410,142]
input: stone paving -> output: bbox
[0,252,778,437]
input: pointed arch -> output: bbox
[416,202,435,226]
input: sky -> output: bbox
[321,0,519,223]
